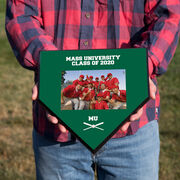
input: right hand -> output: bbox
[120,77,157,132]
[32,83,67,133]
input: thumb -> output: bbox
[32,83,38,100]
[149,78,156,100]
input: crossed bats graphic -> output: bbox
[83,122,104,131]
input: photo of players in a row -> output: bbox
[61,69,126,110]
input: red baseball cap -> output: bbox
[107,73,112,77]
[101,75,105,78]
[95,77,99,80]
[89,76,93,79]
[79,75,84,79]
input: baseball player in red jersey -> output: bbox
[91,93,109,110]
[100,75,106,86]
[86,75,94,83]
[105,73,119,90]
[100,83,110,101]
[94,77,100,92]
[61,84,83,110]
[110,85,127,109]
[73,75,87,86]
[86,75,90,81]
[79,82,95,110]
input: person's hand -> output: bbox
[120,77,157,132]
[32,83,67,133]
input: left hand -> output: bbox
[120,77,157,132]
[32,83,67,133]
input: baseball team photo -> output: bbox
[61,69,126,110]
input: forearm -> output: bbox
[5,0,58,71]
[134,0,180,77]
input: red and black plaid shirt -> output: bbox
[5,0,180,141]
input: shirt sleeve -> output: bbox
[134,0,180,78]
[73,80,78,86]
[63,87,69,96]
[104,77,108,81]
[5,0,58,71]
[63,85,73,95]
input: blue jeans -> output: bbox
[32,120,160,180]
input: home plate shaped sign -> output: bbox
[39,48,149,153]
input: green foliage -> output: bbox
[61,71,66,84]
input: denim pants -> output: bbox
[32,120,160,180]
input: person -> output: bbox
[5,0,180,179]
[105,73,119,90]
[100,83,110,102]
[61,84,83,110]
[93,77,100,93]
[86,75,94,84]
[99,75,106,86]
[72,75,86,86]
[79,82,96,110]
[110,85,127,109]
[91,93,109,110]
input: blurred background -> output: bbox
[0,0,180,179]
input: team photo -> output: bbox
[61,69,126,110]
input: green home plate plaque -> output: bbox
[39,48,149,153]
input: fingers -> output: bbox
[120,121,131,132]
[46,112,58,124]
[58,124,67,133]
[32,83,38,100]
[129,107,143,121]
[149,77,156,100]
[121,77,155,132]
[32,82,67,133]
[46,111,67,133]
[121,107,143,132]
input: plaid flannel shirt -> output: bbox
[5,0,180,142]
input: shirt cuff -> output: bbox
[42,45,58,51]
